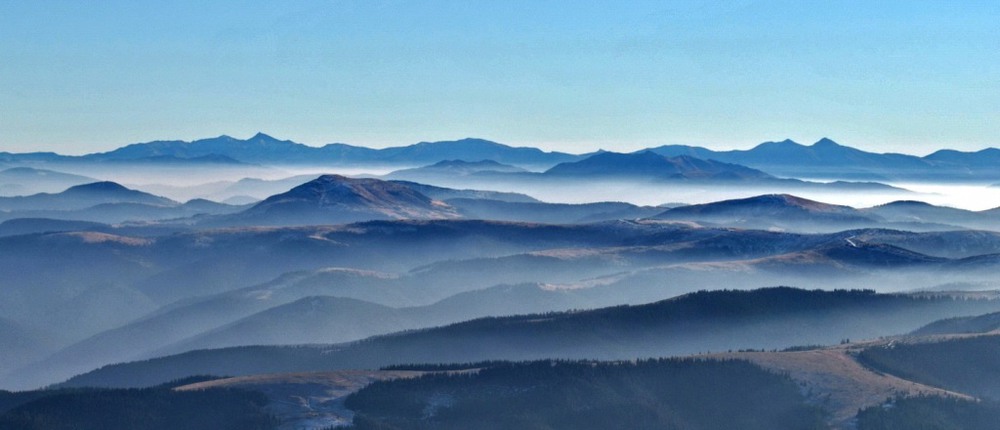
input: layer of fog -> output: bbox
[386,174,1000,211]
[14,161,1000,211]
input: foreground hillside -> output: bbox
[0,378,277,430]
[335,318,1000,430]
[58,288,1000,389]
[12,331,1000,429]
[858,334,1000,400]
[346,359,827,430]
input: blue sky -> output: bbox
[1,1,998,155]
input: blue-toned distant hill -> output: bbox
[0,182,176,212]
[104,154,248,165]
[651,194,881,231]
[543,151,775,181]
[87,133,321,163]
[366,138,580,166]
[864,200,999,230]
[0,318,55,377]
[7,133,1000,180]
[924,148,1000,168]
[535,151,907,194]
[384,159,531,183]
[647,194,1000,232]
[209,175,673,227]
[647,137,1000,181]
[219,174,461,226]
[390,180,539,203]
[85,133,581,167]
[0,182,249,224]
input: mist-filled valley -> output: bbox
[3,134,1000,429]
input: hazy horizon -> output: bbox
[3,131,998,159]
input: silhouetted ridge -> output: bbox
[0,181,177,212]
[875,200,936,208]
[256,175,435,208]
[544,151,773,180]
[655,194,862,218]
[87,134,579,166]
[433,159,501,167]
[63,181,131,194]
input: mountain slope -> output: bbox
[445,199,664,224]
[59,288,1000,388]
[375,138,578,166]
[389,159,528,175]
[384,159,533,184]
[544,151,774,181]
[0,182,177,212]
[857,334,1000,400]
[86,134,579,166]
[648,138,929,178]
[652,194,881,231]
[160,297,410,352]
[865,200,997,230]
[647,138,1000,181]
[345,359,827,430]
[911,311,1000,336]
[223,175,460,226]
[0,318,55,377]
[387,181,539,203]
[87,132,320,163]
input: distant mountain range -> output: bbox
[5,133,1000,181]
[544,151,774,180]
[384,150,909,193]
[73,133,581,167]
[648,137,1000,181]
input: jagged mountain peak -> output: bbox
[249,131,275,140]
[812,137,842,147]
